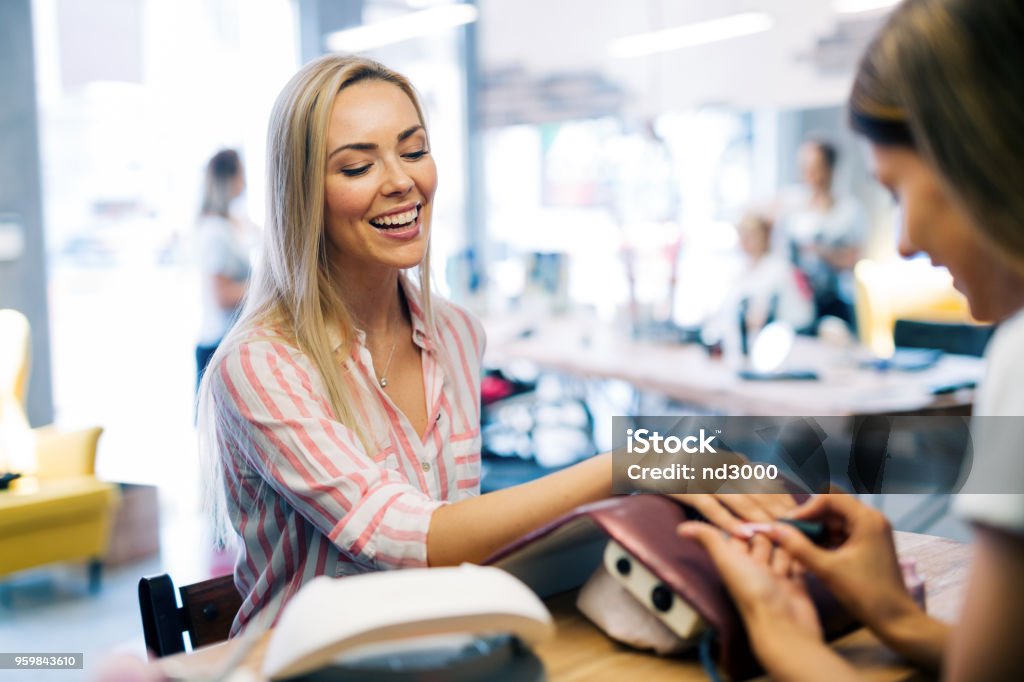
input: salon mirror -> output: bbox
[750,322,795,373]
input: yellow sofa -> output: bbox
[0,309,118,588]
[0,428,119,586]
[853,259,975,357]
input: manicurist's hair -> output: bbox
[849,0,1024,266]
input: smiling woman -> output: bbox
[196,55,792,635]
[323,81,437,276]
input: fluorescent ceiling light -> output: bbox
[609,12,774,59]
[834,0,900,14]
[325,4,478,53]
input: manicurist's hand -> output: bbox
[764,492,948,671]
[765,493,916,632]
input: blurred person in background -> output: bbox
[195,149,255,390]
[704,210,814,355]
[681,0,1024,680]
[775,138,867,330]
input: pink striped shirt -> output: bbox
[208,279,485,633]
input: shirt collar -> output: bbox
[400,275,435,353]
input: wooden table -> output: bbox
[483,314,984,417]
[160,532,971,681]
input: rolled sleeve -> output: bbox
[211,337,442,569]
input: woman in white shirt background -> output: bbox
[194,149,254,390]
[775,138,868,331]
[706,211,815,357]
[680,0,1024,679]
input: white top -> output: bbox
[776,190,868,303]
[707,254,815,342]
[955,307,1024,535]
[197,214,253,346]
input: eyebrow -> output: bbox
[327,125,424,160]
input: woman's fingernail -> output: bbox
[735,523,768,538]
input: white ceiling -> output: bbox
[477,0,888,114]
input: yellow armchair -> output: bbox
[0,309,118,589]
[853,259,975,357]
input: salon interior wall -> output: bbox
[479,0,856,115]
[475,0,896,281]
[0,0,54,426]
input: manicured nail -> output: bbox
[735,523,769,538]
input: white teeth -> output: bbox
[371,206,418,227]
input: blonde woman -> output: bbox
[680,0,1024,679]
[198,55,789,633]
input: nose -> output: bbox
[381,160,414,197]
[892,202,925,259]
[895,208,920,259]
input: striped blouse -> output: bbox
[208,279,485,633]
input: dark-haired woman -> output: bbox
[195,149,255,389]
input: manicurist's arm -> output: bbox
[945,526,1024,682]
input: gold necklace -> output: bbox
[377,305,400,389]
[378,333,398,388]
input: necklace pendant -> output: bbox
[379,377,388,388]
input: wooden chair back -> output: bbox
[138,573,242,657]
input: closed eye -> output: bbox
[402,150,429,160]
[341,165,372,177]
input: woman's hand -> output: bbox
[677,521,863,682]
[678,521,821,642]
[671,494,796,535]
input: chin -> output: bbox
[962,288,998,323]
[391,244,430,270]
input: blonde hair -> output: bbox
[849,0,1024,272]
[198,55,437,542]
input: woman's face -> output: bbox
[870,143,1024,322]
[323,79,437,275]
[799,143,832,193]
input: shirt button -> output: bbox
[422,461,431,473]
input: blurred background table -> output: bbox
[483,313,984,418]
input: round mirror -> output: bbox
[750,322,795,373]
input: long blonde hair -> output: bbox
[849,0,1024,272]
[198,55,436,541]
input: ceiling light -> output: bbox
[609,12,774,59]
[834,0,901,14]
[325,4,478,53]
